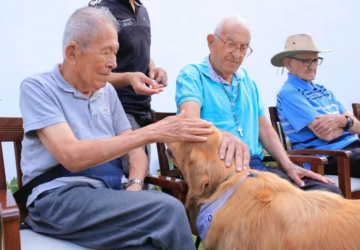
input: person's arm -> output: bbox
[126,147,148,191]
[148,58,168,87]
[309,111,360,139]
[36,111,213,173]
[258,115,334,186]
[107,71,163,95]
[180,101,250,171]
[308,114,346,141]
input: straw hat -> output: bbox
[271,34,333,67]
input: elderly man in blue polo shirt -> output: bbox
[274,33,360,178]
[176,15,341,194]
[19,6,213,250]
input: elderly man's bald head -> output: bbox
[214,15,250,38]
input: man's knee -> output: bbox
[305,182,343,195]
[324,184,343,196]
[157,194,186,217]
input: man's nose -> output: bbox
[308,60,317,70]
[107,55,117,69]
[232,47,242,58]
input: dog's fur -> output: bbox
[167,126,360,250]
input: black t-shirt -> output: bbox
[90,0,151,116]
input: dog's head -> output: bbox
[166,126,238,205]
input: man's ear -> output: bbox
[64,41,79,63]
[283,57,291,70]
[207,34,215,52]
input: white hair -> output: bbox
[214,14,249,38]
[62,6,119,57]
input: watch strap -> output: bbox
[125,178,145,189]
[342,115,354,131]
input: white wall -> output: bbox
[1,0,359,179]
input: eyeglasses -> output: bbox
[289,57,323,66]
[214,34,253,57]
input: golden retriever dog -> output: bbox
[166,126,360,250]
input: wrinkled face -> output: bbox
[208,20,251,77]
[75,22,118,91]
[285,52,319,82]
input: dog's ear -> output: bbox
[189,175,210,197]
[186,172,210,210]
[256,188,274,203]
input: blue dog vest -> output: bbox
[196,172,258,240]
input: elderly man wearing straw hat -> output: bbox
[274,34,360,178]
[176,16,342,194]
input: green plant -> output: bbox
[6,177,18,193]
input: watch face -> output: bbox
[349,117,354,126]
[344,116,354,130]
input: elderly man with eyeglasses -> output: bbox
[275,33,360,178]
[175,16,341,195]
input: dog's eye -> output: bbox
[165,148,175,159]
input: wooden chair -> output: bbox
[151,112,183,178]
[269,106,360,199]
[352,103,360,136]
[352,103,360,119]
[0,117,188,250]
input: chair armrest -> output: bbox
[145,175,188,204]
[145,175,188,193]
[287,155,328,165]
[0,189,21,250]
[263,155,328,165]
[263,154,328,174]
[287,149,353,158]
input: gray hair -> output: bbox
[214,14,249,38]
[62,6,119,57]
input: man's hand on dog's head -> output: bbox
[148,110,213,143]
[219,131,250,171]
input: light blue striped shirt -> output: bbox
[276,73,357,150]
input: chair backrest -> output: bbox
[268,106,289,150]
[0,117,27,221]
[151,112,183,178]
[352,103,360,120]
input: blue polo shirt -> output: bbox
[176,56,265,157]
[276,73,357,150]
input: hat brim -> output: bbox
[271,49,333,67]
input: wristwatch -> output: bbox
[125,178,145,189]
[342,116,354,131]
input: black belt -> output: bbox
[14,165,63,206]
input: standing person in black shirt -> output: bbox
[89,0,168,174]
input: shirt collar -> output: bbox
[50,64,105,100]
[198,55,244,84]
[286,73,315,91]
[117,0,142,6]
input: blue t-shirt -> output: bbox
[176,56,265,157]
[276,73,357,150]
